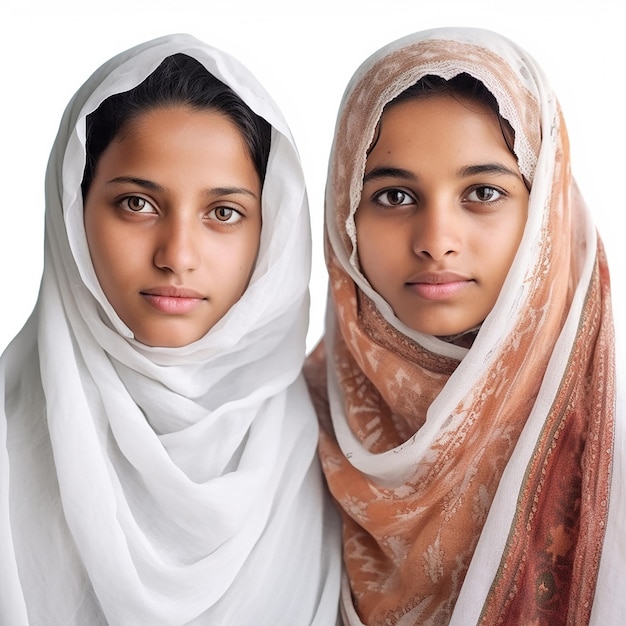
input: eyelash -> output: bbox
[372,185,507,208]
[465,185,505,204]
[118,195,156,213]
[372,188,415,207]
[208,206,244,224]
[117,195,245,225]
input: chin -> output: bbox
[133,326,209,348]
[401,316,482,341]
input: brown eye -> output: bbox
[467,186,503,202]
[215,207,234,221]
[387,190,407,205]
[128,197,145,211]
[374,188,415,207]
[120,196,155,213]
[209,206,243,224]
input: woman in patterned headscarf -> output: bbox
[306,27,624,625]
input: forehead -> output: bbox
[369,94,512,163]
[116,106,240,141]
[92,107,259,192]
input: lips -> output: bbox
[406,271,474,301]
[140,286,206,314]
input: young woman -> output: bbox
[305,27,624,625]
[0,35,341,624]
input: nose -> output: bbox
[412,202,460,261]
[153,215,201,275]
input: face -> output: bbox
[84,106,262,347]
[355,94,529,338]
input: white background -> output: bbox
[1,0,623,353]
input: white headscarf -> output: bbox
[0,34,341,625]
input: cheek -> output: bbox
[355,229,374,279]
[241,235,261,284]
[84,213,135,294]
[487,222,525,291]
[246,228,262,267]
[355,213,374,266]
[213,229,261,287]
[502,215,526,267]
[84,211,109,275]
[356,216,396,281]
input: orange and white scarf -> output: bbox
[306,27,624,625]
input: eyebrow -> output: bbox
[363,163,522,184]
[106,176,259,199]
[362,167,416,184]
[457,163,521,179]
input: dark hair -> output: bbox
[370,73,517,163]
[82,53,272,197]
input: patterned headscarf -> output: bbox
[306,27,623,625]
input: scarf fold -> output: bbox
[0,34,341,625]
[306,27,623,625]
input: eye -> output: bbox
[466,186,504,203]
[373,188,415,207]
[119,196,157,213]
[209,206,243,224]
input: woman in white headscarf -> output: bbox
[0,34,341,625]
[305,27,624,625]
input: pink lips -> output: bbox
[140,286,206,314]
[406,271,473,301]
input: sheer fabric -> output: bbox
[305,27,624,625]
[0,34,341,625]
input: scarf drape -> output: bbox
[305,27,624,626]
[0,34,341,625]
